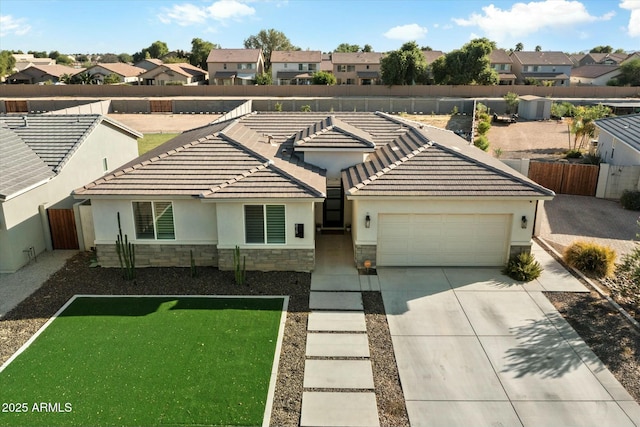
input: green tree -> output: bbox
[380,41,428,85]
[59,73,73,84]
[254,72,272,85]
[76,54,89,63]
[103,73,121,84]
[614,48,626,54]
[421,46,433,51]
[118,53,133,63]
[362,44,373,53]
[617,58,640,86]
[590,45,613,53]
[535,45,542,52]
[504,91,519,114]
[0,50,17,77]
[515,42,524,51]
[312,70,336,85]
[28,50,47,58]
[335,43,361,53]
[71,72,94,85]
[432,38,498,85]
[244,29,299,71]
[133,41,169,62]
[55,55,74,65]
[100,53,119,63]
[48,50,61,60]
[190,38,219,70]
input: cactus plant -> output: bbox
[233,245,246,285]
[115,212,136,280]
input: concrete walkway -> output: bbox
[0,250,77,318]
[300,234,380,427]
[380,242,640,426]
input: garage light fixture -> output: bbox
[365,214,371,228]
[521,215,528,229]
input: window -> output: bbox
[346,65,355,72]
[102,157,108,172]
[244,205,285,244]
[299,63,303,71]
[308,63,317,71]
[133,201,175,240]
[223,63,227,69]
[337,65,346,72]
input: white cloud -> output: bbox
[620,0,640,37]
[159,0,255,26]
[383,24,428,41]
[0,15,31,37]
[453,1,614,42]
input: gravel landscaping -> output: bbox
[0,252,407,426]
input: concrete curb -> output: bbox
[535,237,640,332]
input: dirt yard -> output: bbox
[402,114,472,134]
[487,119,573,159]
[107,113,219,134]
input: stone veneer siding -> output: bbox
[96,244,218,268]
[355,244,377,268]
[218,248,315,272]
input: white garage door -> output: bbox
[377,214,511,266]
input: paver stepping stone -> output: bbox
[311,274,361,291]
[309,291,363,311]
[303,359,374,389]
[306,333,370,357]
[307,311,367,332]
[300,392,379,427]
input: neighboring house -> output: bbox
[489,49,516,85]
[271,51,322,85]
[510,51,573,86]
[321,54,333,73]
[139,63,208,86]
[570,65,621,86]
[595,114,640,166]
[12,54,56,72]
[0,114,141,273]
[5,64,83,84]
[577,52,628,67]
[422,50,444,82]
[134,58,164,71]
[332,52,383,85]
[207,49,265,85]
[74,110,553,272]
[85,63,146,84]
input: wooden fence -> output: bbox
[528,161,599,196]
[48,209,79,250]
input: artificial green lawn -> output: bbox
[137,133,179,155]
[0,296,284,427]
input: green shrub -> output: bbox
[620,190,640,211]
[564,241,616,278]
[502,252,543,282]
[564,149,582,159]
[474,135,489,151]
[476,120,491,135]
[274,102,282,112]
[450,105,458,116]
[301,104,312,112]
[608,245,640,306]
[476,112,490,122]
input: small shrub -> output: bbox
[476,120,491,135]
[274,102,282,112]
[474,135,489,151]
[493,147,503,158]
[476,102,488,114]
[450,105,458,116]
[564,149,582,159]
[620,190,640,211]
[502,252,543,282]
[301,104,312,112]
[476,112,490,122]
[564,241,616,278]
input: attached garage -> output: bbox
[377,214,511,266]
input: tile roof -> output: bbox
[521,72,569,80]
[596,113,640,153]
[331,52,383,64]
[423,50,444,64]
[88,63,146,77]
[271,51,322,63]
[511,51,573,65]
[206,48,262,63]
[293,116,376,150]
[161,62,207,77]
[342,114,554,198]
[0,127,54,200]
[489,49,512,64]
[571,64,620,78]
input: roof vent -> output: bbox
[22,116,28,127]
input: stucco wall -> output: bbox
[597,132,640,166]
[303,151,368,179]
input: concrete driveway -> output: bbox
[379,245,640,426]
[539,194,638,260]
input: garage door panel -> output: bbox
[378,214,511,267]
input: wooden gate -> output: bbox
[48,209,79,249]
[149,100,173,113]
[5,100,28,113]
[528,161,599,196]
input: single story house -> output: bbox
[0,114,141,273]
[570,65,621,86]
[5,64,83,85]
[85,63,146,84]
[75,110,554,271]
[139,63,208,86]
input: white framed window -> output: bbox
[244,205,285,244]
[132,201,175,240]
[102,157,108,172]
[337,65,346,72]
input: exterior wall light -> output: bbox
[521,215,528,229]
[365,214,371,228]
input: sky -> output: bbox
[1,0,639,55]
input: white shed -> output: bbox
[518,95,552,120]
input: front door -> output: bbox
[323,186,344,228]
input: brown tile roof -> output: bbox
[293,116,376,150]
[586,52,628,64]
[331,52,383,64]
[88,63,145,77]
[161,62,207,77]
[206,49,262,63]
[511,51,573,65]
[489,49,512,64]
[271,50,322,63]
[571,64,620,78]
[423,50,444,64]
